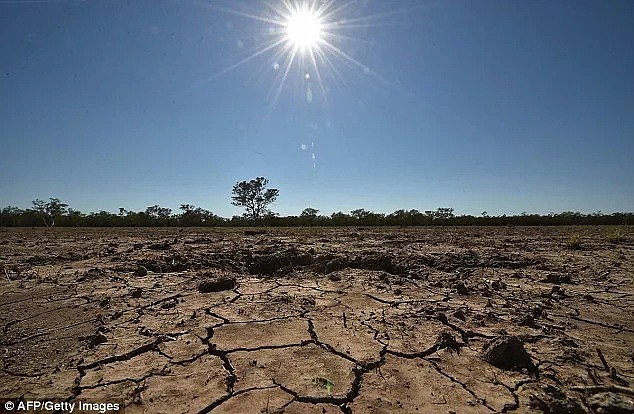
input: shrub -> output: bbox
[606,228,626,244]
[565,234,583,250]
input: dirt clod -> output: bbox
[542,273,572,284]
[454,280,470,295]
[328,273,342,282]
[529,385,585,414]
[435,330,463,354]
[587,392,634,414]
[482,335,537,374]
[198,276,237,293]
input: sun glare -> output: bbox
[204,0,411,105]
[285,9,323,51]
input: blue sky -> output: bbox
[1,0,632,217]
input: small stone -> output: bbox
[134,266,148,276]
[130,287,143,298]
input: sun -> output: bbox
[285,8,323,52]
[204,0,405,105]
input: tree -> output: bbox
[300,207,320,226]
[32,198,68,227]
[231,177,279,224]
[301,207,319,218]
[145,205,172,226]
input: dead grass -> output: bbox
[606,228,627,244]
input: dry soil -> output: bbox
[1,226,632,413]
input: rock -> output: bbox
[328,273,342,282]
[134,266,148,276]
[198,276,237,293]
[482,335,537,374]
[130,287,143,298]
[588,392,634,414]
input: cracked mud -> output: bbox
[1,227,633,413]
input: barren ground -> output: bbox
[1,226,633,413]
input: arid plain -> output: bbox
[1,226,632,413]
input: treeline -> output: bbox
[0,199,631,227]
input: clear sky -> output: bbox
[1,0,633,217]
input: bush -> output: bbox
[565,234,583,250]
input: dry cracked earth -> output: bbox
[1,226,633,413]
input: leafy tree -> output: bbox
[1,206,25,227]
[32,199,48,226]
[145,205,172,225]
[231,177,279,225]
[177,204,224,226]
[389,209,425,226]
[300,207,320,226]
[32,198,68,227]
[436,207,455,220]
[301,207,319,218]
[331,211,353,226]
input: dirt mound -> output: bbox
[311,251,403,275]
[351,252,403,274]
[248,248,313,275]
